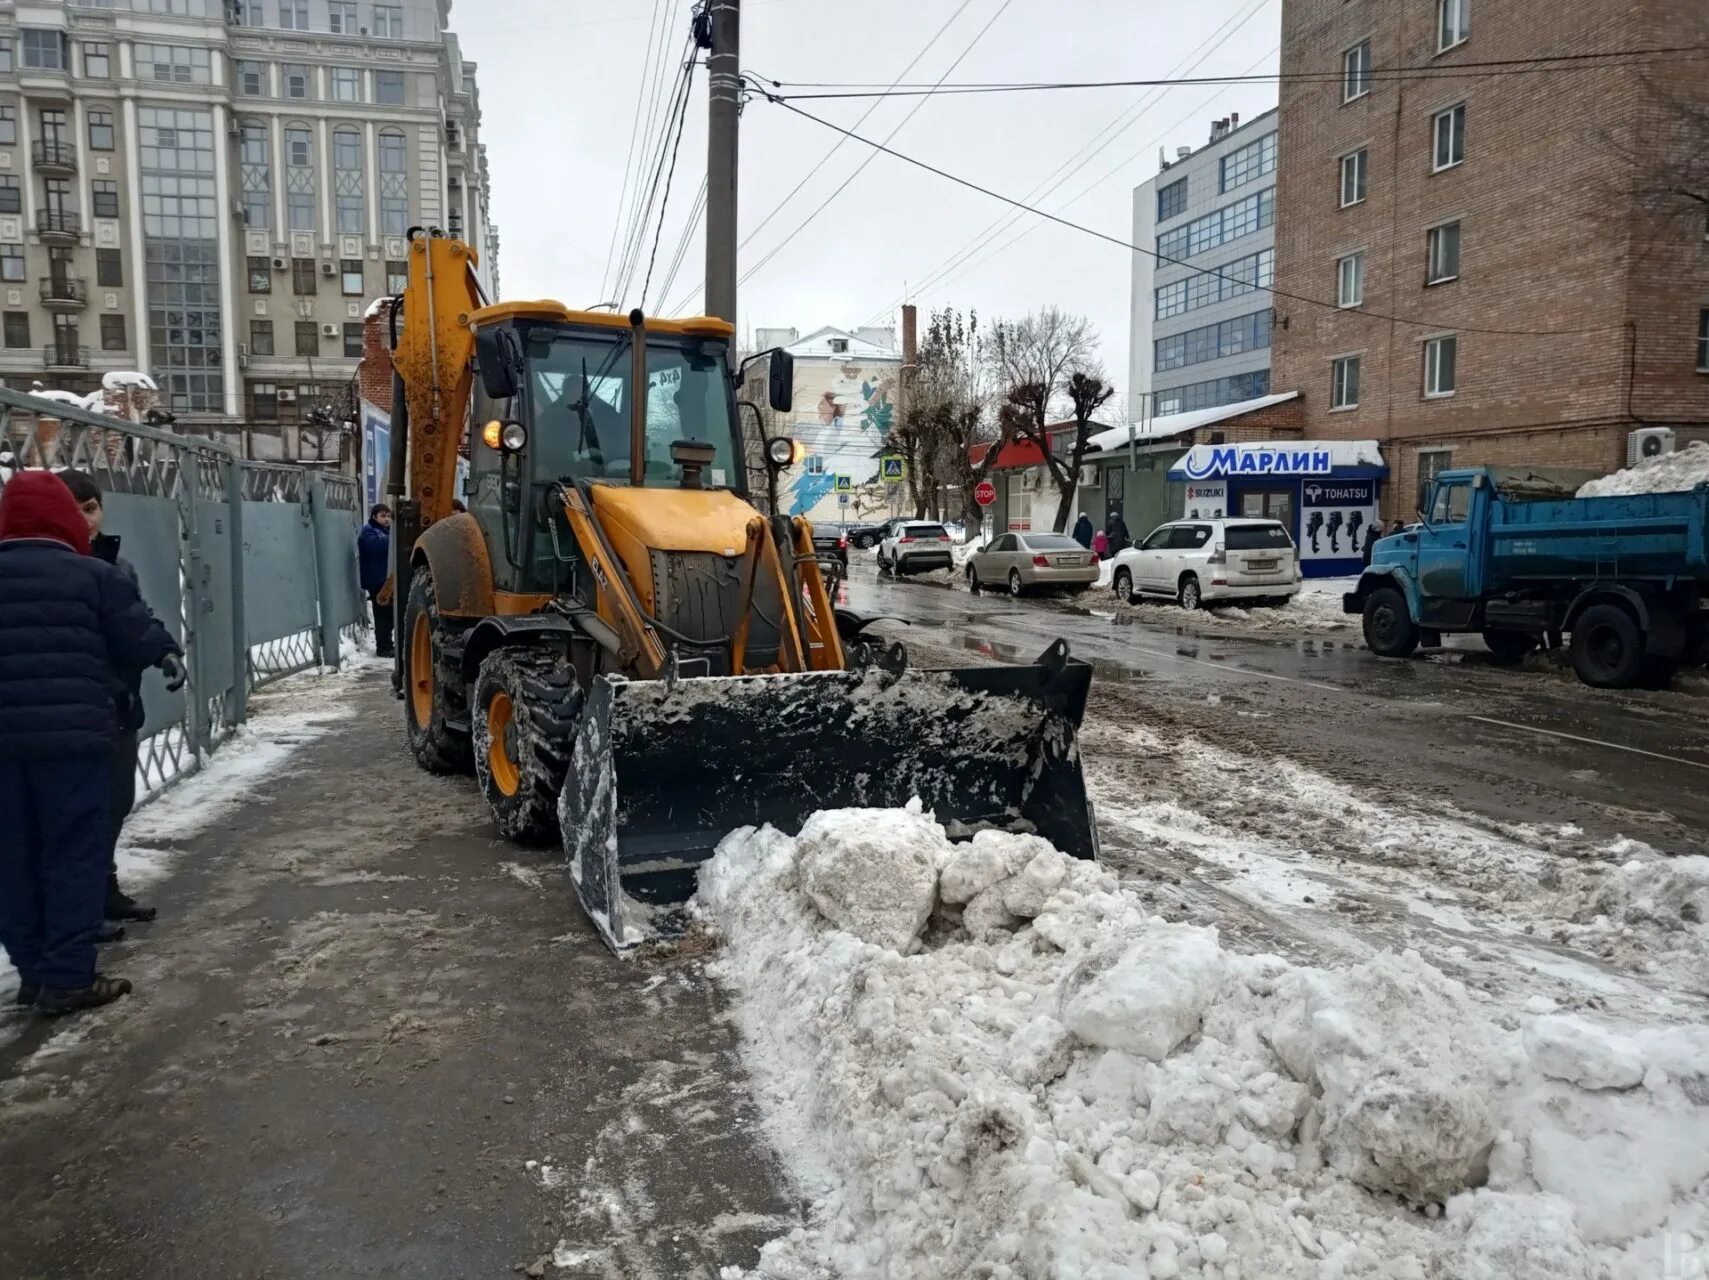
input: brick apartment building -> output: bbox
[1270,0,1709,516]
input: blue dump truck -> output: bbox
[1345,467,1709,689]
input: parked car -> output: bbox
[845,517,909,550]
[811,525,849,572]
[877,521,954,575]
[1110,519,1300,610]
[966,532,1099,597]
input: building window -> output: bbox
[250,319,274,355]
[328,1,358,33]
[253,381,279,419]
[1424,335,1458,397]
[91,180,119,219]
[374,5,404,38]
[97,248,122,287]
[1342,40,1372,103]
[1154,308,1272,374]
[295,320,320,357]
[1438,0,1469,51]
[101,314,127,351]
[1337,252,1364,308]
[1154,247,1272,321]
[0,39,12,73]
[375,70,405,106]
[385,259,408,293]
[286,125,316,232]
[331,67,361,103]
[84,42,111,79]
[1417,448,1452,510]
[292,259,317,296]
[0,108,15,147]
[1426,221,1461,284]
[3,312,29,348]
[284,64,311,100]
[341,258,364,296]
[0,177,18,215]
[334,128,365,235]
[1156,188,1274,262]
[1339,149,1368,207]
[139,106,223,413]
[1433,104,1466,172]
[248,255,272,293]
[88,108,115,151]
[1331,356,1360,410]
[0,245,24,283]
[379,131,409,235]
[238,61,266,96]
[343,322,364,357]
[279,1,308,30]
[135,44,212,85]
[1152,370,1270,417]
[22,29,67,72]
[238,123,271,230]
[1219,132,1276,193]
[1697,309,1709,373]
[1157,177,1187,223]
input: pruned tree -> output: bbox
[1595,80,1709,246]
[987,307,1107,532]
[897,307,1003,521]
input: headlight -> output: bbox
[766,436,800,467]
[481,419,503,449]
[500,421,528,453]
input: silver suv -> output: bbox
[1111,518,1300,609]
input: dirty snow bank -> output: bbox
[700,805,1709,1279]
[1578,440,1709,498]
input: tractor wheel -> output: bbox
[1362,586,1419,658]
[1570,604,1646,689]
[402,566,472,774]
[473,647,583,843]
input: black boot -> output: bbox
[96,921,127,945]
[106,874,157,923]
[35,975,132,1015]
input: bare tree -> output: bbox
[1595,80,1709,244]
[987,307,1106,531]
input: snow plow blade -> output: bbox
[561,641,1096,951]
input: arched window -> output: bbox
[239,120,270,230]
[379,129,407,236]
[285,123,315,232]
[333,126,364,235]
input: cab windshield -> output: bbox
[524,328,742,491]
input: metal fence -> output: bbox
[0,385,368,800]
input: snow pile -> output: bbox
[100,369,158,393]
[700,807,1709,1278]
[1206,584,1356,633]
[1553,852,1709,994]
[1577,440,1709,498]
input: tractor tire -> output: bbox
[1570,603,1646,689]
[1481,629,1537,666]
[473,647,583,844]
[1362,586,1420,658]
[402,566,473,774]
[1177,574,1202,611]
[1113,568,1135,604]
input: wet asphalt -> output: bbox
[844,564,1709,857]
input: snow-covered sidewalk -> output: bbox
[698,802,1709,1279]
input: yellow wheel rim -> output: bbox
[409,613,434,728]
[487,691,520,797]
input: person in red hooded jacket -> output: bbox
[0,470,183,1014]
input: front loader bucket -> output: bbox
[561,641,1097,951]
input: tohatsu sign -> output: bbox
[1178,444,1335,479]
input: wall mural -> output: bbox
[787,363,897,517]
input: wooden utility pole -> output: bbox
[900,304,923,515]
[704,0,740,324]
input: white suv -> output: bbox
[877,521,954,575]
[1110,518,1300,610]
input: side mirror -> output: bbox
[475,326,521,399]
[768,350,794,413]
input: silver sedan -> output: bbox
[966,532,1100,597]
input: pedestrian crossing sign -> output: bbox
[834,474,852,492]
[881,455,906,481]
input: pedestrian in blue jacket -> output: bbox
[358,504,394,658]
[0,470,183,1014]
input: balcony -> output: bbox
[39,275,88,309]
[36,208,81,242]
[31,140,77,175]
[44,343,90,370]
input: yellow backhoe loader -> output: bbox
[382,231,1099,950]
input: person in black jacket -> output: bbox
[358,504,394,658]
[61,470,169,928]
[0,470,183,1014]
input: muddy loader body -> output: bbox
[381,233,1099,951]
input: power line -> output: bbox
[764,95,1621,338]
[613,22,697,302]
[761,45,1709,98]
[657,177,708,309]
[615,39,697,305]
[600,0,671,302]
[641,60,698,308]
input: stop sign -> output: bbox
[974,480,997,507]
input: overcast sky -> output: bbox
[460,0,1281,421]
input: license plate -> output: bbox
[1248,559,1278,570]
[1055,556,1086,567]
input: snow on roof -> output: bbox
[1084,392,1299,455]
[780,325,900,361]
[363,296,397,320]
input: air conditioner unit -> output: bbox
[319,261,337,277]
[1020,470,1042,493]
[237,354,249,369]
[1077,464,1099,487]
[271,256,288,270]
[278,388,298,403]
[1628,427,1676,466]
[320,323,339,338]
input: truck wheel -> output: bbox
[402,566,473,774]
[473,647,583,843]
[1481,630,1537,666]
[1363,586,1419,658]
[1569,604,1646,689]
[1114,568,1135,604]
[1177,575,1202,611]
